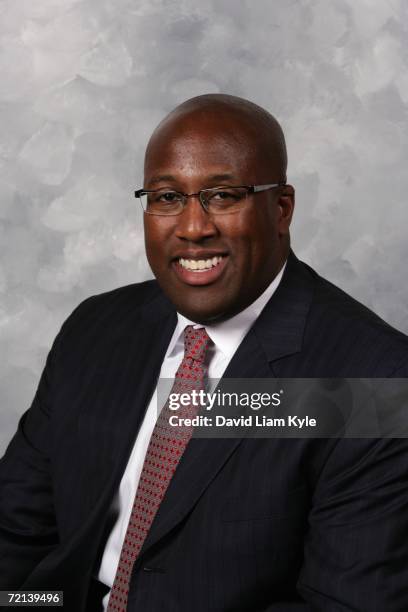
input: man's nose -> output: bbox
[174,195,217,241]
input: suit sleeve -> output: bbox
[0,293,100,589]
[0,333,62,589]
[297,435,408,611]
[0,330,66,589]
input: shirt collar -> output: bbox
[166,261,287,361]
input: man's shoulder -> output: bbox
[299,258,408,375]
[310,262,405,337]
[77,279,163,311]
[57,279,168,344]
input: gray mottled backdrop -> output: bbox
[1,0,407,453]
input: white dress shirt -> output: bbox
[97,263,286,608]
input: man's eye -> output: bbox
[149,191,181,204]
[158,192,180,202]
[209,189,246,204]
[212,190,236,200]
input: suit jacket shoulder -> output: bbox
[265,253,408,377]
[58,279,162,338]
[52,279,176,362]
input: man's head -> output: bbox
[142,93,295,324]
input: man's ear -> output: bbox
[277,185,295,235]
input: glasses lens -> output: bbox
[203,187,248,214]
[140,190,184,215]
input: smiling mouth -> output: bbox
[178,256,223,271]
[172,254,228,286]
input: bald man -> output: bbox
[1,94,408,612]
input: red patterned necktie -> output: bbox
[107,325,211,611]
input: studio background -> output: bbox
[1,0,407,453]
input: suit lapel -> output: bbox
[251,250,314,368]
[139,252,315,558]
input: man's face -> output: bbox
[143,113,294,323]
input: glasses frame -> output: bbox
[134,182,287,216]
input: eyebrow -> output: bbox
[147,175,177,187]
[146,173,238,187]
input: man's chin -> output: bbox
[155,277,243,324]
[172,301,232,325]
[177,309,226,325]
[174,298,252,325]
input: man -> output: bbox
[1,94,408,611]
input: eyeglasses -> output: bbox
[134,183,286,216]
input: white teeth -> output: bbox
[179,256,223,271]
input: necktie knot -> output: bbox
[183,325,211,363]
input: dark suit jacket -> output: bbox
[1,252,408,611]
